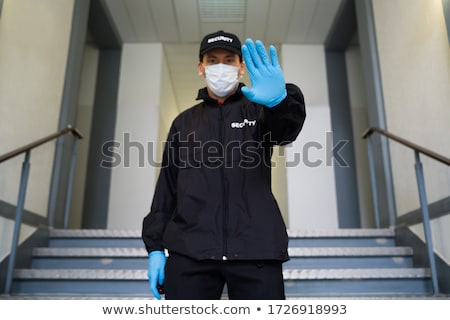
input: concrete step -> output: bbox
[47,228,396,248]
[286,246,413,268]
[287,228,396,247]
[48,229,144,248]
[30,246,414,269]
[9,228,431,297]
[11,267,432,297]
[283,268,432,297]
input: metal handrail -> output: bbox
[0,125,83,163]
[1,125,83,294]
[362,126,448,295]
[362,127,450,166]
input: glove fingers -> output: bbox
[241,45,256,78]
[244,38,262,68]
[255,40,270,66]
[269,45,280,68]
[149,274,161,299]
[152,288,161,300]
[158,267,165,285]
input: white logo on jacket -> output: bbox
[230,119,256,128]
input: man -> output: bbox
[142,30,306,300]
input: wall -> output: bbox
[69,44,99,228]
[157,48,181,176]
[107,43,175,230]
[345,45,374,227]
[0,0,74,259]
[373,0,450,262]
[282,44,339,230]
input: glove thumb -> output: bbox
[241,86,255,101]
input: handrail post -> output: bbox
[4,151,31,294]
[47,136,64,228]
[414,151,439,295]
[63,139,79,229]
[366,135,380,228]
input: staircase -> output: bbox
[9,228,433,298]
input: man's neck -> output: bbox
[206,86,239,104]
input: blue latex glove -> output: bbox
[241,39,287,107]
[147,250,166,299]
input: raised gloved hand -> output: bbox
[241,39,287,108]
[147,250,166,299]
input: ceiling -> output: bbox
[103,0,343,111]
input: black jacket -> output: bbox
[142,83,306,261]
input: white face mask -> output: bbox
[204,64,240,98]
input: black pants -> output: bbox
[164,252,285,300]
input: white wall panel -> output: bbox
[282,44,338,230]
[108,44,164,230]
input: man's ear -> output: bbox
[239,61,246,77]
[198,62,205,77]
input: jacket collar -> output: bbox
[196,82,246,104]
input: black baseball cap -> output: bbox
[199,30,242,60]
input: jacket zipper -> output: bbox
[218,105,228,260]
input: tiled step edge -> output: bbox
[32,246,413,258]
[14,268,430,281]
[287,228,395,238]
[283,268,430,280]
[49,228,395,239]
[49,229,141,238]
